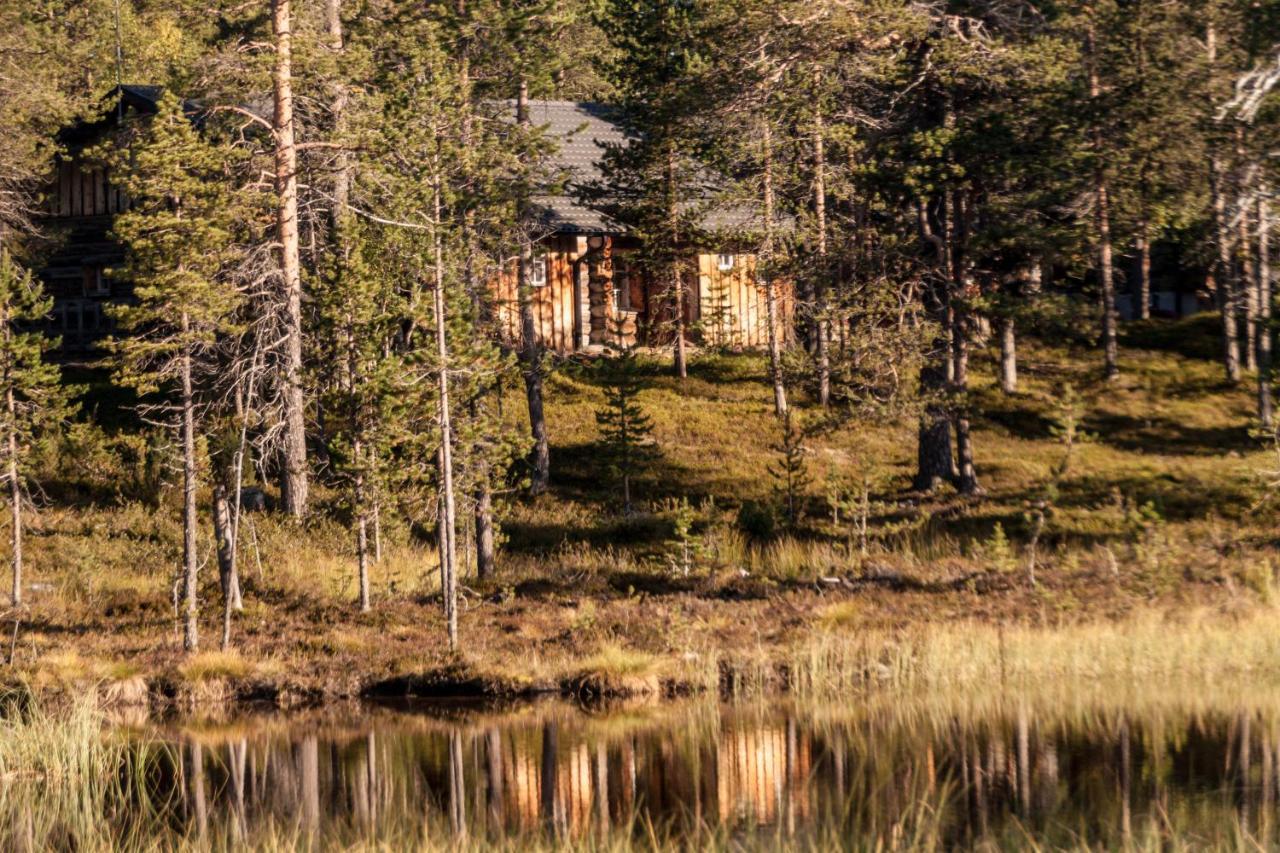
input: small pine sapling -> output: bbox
[667,496,701,576]
[770,410,811,529]
[1025,383,1092,586]
[595,320,657,513]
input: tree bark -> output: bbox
[432,164,459,653]
[4,312,20,608]
[812,91,831,408]
[325,0,348,238]
[1086,20,1119,381]
[515,81,550,495]
[272,0,309,516]
[355,447,370,613]
[1239,131,1258,372]
[1259,190,1273,427]
[1136,218,1151,320]
[212,480,241,649]
[457,7,498,575]
[180,324,199,653]
[666,146,687,379]
[1207,19,1242,383]
[952,296,981,495]
[914,199,956,491]
[999,315,1017,394]
[760,112,787,418]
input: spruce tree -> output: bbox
[595,0,712,380]
[106,92,242,652]
[770,409,810,529]
[595,324,656,513]
[0,250,76,606]
[316,220,406,613]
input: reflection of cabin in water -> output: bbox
[491,101,793,353]
[496,719,810,837]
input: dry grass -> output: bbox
[3,319,1277,708]
[177,650,254,683]
[562,644,665,698]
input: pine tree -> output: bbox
[594,323,657,513]
[596,0,713,380]
[770,409,810,529]
[105,92,242,653]
[316,220,406,613]
[354,7,526,650]
[0,250,76,606]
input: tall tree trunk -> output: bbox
[915,372,955,491]
[515,80,550,495]
[355,442,370,613]
[1238,130,1259,372]
[1086,20,1119,380]
[1211,163,1241,382]
[272,0,309,516]
[812,92,831,408]
[212,481,240,649]
[915,199,956,491]
[760,112,787,418]
[180,328,199,653]
[1136,217,1151,320]
[952,292,981,495]
[474,475,495,580]
[1207,19,1242,383]
[458,4,497,576]
[1259,190,1273,427]
[999,315,1017,394]
[432,167,459,653]
[4,312,20,608]
[666,146,687,379]
[325,0,348,238]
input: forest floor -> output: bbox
[10,313,1280,711]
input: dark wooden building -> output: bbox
[35,86,188,357]
[40,93,790,358]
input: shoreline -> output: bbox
[13,596,1280,716]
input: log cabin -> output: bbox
[490,100,793,353]
[36,86,190,357]
[38,92,791,358]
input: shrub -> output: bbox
[737,500,778,540]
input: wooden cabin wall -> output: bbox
[39,154,128,355]
[492,234,582,353]
[696,254,793,349]
[51,159,127,218]
[490,243,794,354]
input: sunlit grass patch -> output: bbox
[564,644,664,698]
[178,650,253,683]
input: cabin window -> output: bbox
[717,254,735,272]
[612,258,631,312]
[529,255,548,287]
[82,266,109,297]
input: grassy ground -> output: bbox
[8,314,1280,708]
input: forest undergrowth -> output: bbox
[10,318,1280,709]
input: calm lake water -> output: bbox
[108,692,1280,849]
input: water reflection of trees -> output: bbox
[126,697,1280,847]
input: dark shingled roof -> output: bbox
[522,100,627,234]
[521,100,768,237]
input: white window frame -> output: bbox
[529,254,548,288]
[612,259,631,312]
[717,253,735,272]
